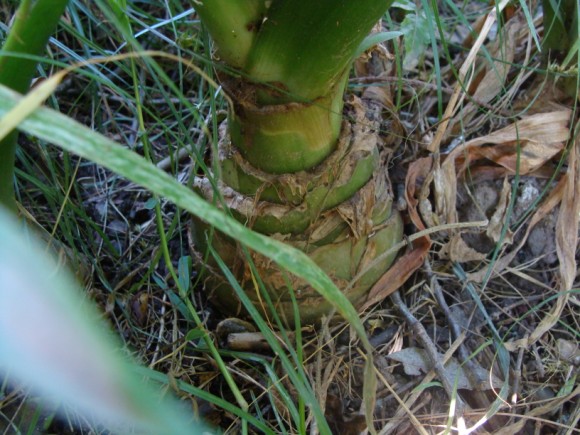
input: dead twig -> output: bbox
[390,290,467,416]
[424,261,487,390]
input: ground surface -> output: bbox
[1,1,579,433]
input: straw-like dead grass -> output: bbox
[2,0,578,433]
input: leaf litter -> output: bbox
[4,0,580,434]
[362,2,579,433]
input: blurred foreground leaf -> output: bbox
[0,207,210,434]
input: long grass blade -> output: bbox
[0,80,378,427]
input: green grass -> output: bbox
[1,2,372,432]
[1,0,579,433]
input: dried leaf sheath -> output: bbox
[192,97,403,324]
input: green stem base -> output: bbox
[192,96,403,325]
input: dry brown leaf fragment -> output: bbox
[555,131,579,292]
[486,177,514,244]
[361,236,431,312]
[387,347,502,390]
[503,136,577,351]
[434,156,459,226]
[439,233,488,262]
[434,109,570,234]
[354,21,393,79]
[470,20,516,106]
[467,178,566,284]
[449,110,571,176]
[357,156,434,309]
[458,15,518,128]
[514,128,580,351]
[129,292,149,326]
[405,156,435,232]
[428,0,511,153]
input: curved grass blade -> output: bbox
[0,78,378,429]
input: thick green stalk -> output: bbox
[0,0,68,211]
[244,0,394,103]
[192,5,403,422]
[193,0,266,69]
[195,0,395,173]
[225,74,347,173]
[196,0,394,102]
[192,0,403,325]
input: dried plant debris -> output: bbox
[557,339,580,366]
[453,176,560,268]
[387,347,502,391]
[325,394,367,435]
[5,1,580,433]
[384,3,579,432]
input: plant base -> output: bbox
[191,96,403,325]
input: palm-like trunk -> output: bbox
[192,0,403,324]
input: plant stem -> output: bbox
[225,73,347,173]
[243,0,394,102]
[0,0,69,212]
[195,0,395,172]
[193,0,266,69]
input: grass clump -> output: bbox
[1,0,579,433]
